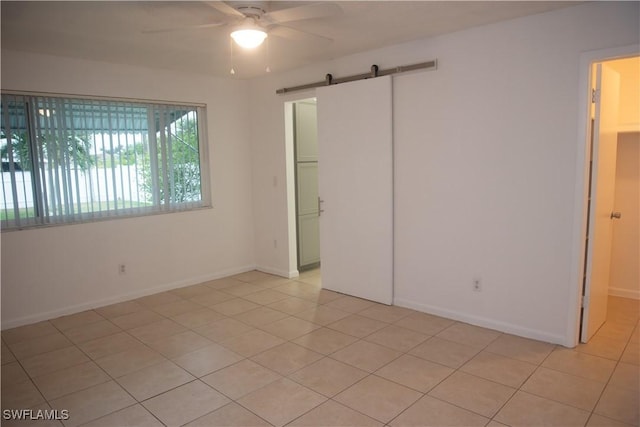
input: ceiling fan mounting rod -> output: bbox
[276,60,437,94]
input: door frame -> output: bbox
[568,44,639,347]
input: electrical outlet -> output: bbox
[473,278,482,292]
[118,264,126,275]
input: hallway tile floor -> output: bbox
[2,270,638,426]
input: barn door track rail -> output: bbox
[275,59,437,95]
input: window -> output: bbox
[1,93,210,230]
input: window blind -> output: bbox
[1,93,210,230]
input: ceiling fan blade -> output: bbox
[269,25,333,43]
[143,22,226,34]
[204,1,246,19]
[264,2,341,24]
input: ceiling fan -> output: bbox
[145,1,341,49]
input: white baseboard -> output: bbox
[393,297,568,347]
[1,264,257,330]
[255,265,298,279]
[608,287,640,300]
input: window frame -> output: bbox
[1,90,211,231]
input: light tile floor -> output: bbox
[1,270,638,426]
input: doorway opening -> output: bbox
[286,98,321,274]
[578,54,639,346]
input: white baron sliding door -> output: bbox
[316,76,393,305]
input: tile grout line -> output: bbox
[584,320,636,427]
[3,276,637,427]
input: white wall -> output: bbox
[609,57,640,131]
[248,2,640,345]
[608,57,639,299]
[1,51,255,328]
[610,132,639,299]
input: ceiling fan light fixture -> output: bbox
[230,28,267,49]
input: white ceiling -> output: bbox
[1,1,580,79]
